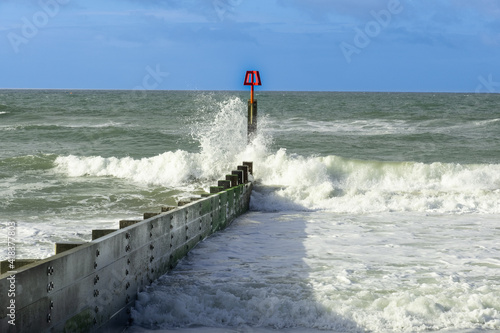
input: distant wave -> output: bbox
[270,119,417,136]
[1,122,128,129]
[475,118,500,126]
[269,117,500,136]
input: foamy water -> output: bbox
[129,211,500,332]
[1,90,499,332]
[251,151,500,214]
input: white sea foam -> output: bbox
[55,151,200,186]
[302,213,500,332]
[249,150,500,214]
[130,212,500,332]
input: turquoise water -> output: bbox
[1,90,500,332]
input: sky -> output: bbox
[1,0,500,92]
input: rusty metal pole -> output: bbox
[247,99,257,141]
[244,71,261,142]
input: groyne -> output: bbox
[1,163,253,333]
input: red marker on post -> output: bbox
[244,71,261,141]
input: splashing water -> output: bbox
[54,95,256,188]
[191,95,248,179]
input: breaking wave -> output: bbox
[54,96,500,215]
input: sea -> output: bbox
[1,90,499,332]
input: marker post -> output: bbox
[244,71,261,142]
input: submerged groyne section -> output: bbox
[0,163,253,333]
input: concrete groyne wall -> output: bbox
[0,163,253,333]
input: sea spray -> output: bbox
[54,95,259,188]
[53,95,277,190]
[190,95,247,178]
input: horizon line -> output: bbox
[0,88,497,94]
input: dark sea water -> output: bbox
[1,90,499,332]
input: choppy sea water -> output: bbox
[1,90,499,332]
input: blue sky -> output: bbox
[1,0,500,92]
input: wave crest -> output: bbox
[252,152,500,214]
